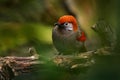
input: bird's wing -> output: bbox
[76,31,86,42]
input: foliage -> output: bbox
[0,0,119,80]
[0,23,52,56]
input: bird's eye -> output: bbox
[64,22,73,31]
[64,22,68,26]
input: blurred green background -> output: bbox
[0,0,120,80]
[0,0,117,56]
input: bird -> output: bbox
[52,15,86,55]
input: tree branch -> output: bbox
[0,20,114,80]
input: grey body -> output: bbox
[52,25,86,55]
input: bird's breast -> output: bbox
[52,29,84,54]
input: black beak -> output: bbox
[54,23,65,29]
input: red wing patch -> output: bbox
[77,32,86,42]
